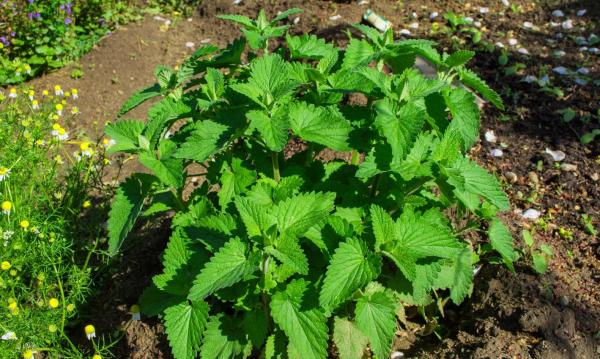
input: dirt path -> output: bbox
[26,1,599,358]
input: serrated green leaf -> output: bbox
[267,235,309,275]
[532,252,548,274]
[393,39,441,65]
[164,301,209,359]
[218,157,257,209]
[271,280,329,359]
[139,283,184,317]
[320,238,382,311]
[286,33,335,60]
[139,152,183,188]
[445,87,480,151]
[447,158,509,211]
[217,14,256,29]
[400,70,446,101]
[118,83,161,117]
[488,219,517,270]
[434,246,473,304]
[370,205,395,251]
[174,120,231,162]
[457,68,504,109]
[333,317,369,359]
[444,50,475,68]
[275,192,335,238]
[242,309,268,348]
[188,237,260,300]
[355,290,397,359]
[144,97,192,147]
[201,314,247,359]
[108,174,155,256]
[235,196,276,238]
[202,68,225,101]
[105,119,145,154]
[247,109,289,152]
[342,39,375,69]
[288,102,351,151]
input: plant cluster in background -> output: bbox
[105,8,518,359]
[0,86,112,358]
[0,0,140,85]
[145,0,202,15]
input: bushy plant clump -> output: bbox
[0,0,139,85]
[106,8,517,359]
[0,86,111,358]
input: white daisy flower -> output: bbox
[0,167,10,182]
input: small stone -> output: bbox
[479,7,489,14]
[552,10,565,17]
[561,20,573,30]
[523,21,534,29]
[553,66,568,75]
[591,173,599,181]
[185,41,195,49]
[522,209,542,220]
[485,130,497,143]
[523,75,537,83]
[491,149,504,157]
[329,15,342,21]
[577,67,589,75]
[517,48,530,55]
[464,16,474,24]
[508,38,518,46]
[501,0,510,7]
[430,12,439,20]
[553,50,566,57]
[358,0,369,5]
[560,163,577,172]
[473,21,482,28]
[390,352,405,359]
[399,29,412,36]
[545,148,566,161]
[495,42,505,48]
[589,47,599,54]
[293,17,300,24]
[577,9,587,16]
[411,12,418,19]
[232,0,242,4]
[528,171,539,185]
[409,22,419,29]
[200,38,211,44]
[559,295,569,306]
[505,171,518,183]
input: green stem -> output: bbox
[350,149,360,166]
[262,255,272,331]
[370,173,381,198]
[271,152,280,183]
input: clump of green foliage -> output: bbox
[106,8,516,359]
[0,86,110,358]
[0,0,140,85]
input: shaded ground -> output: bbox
[26,0,599,358]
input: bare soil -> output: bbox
[26,0,599,358]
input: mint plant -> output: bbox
[105,8,516,359]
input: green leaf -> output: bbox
[400,70,446,101]
[267,235,309,275]
[217,14,256,29]
[457,68,504,109]
[105,119,145,154]
[139,283,184,317]
[288,102,351,151]
[153,228,208,296]
[270,8,303,24]
[242,310,268,348]
[333,317,369,359]
[174,120,230,162]
[342,39,375,68]
[444,87,480,151]
[447,158,510,211]
[218,157,257,209]
[355,290,397,359]
[444,50,475,68]
[286,33,335,60]
[139,152,183,188]
[108,174,155,256]
[532,252,548,274]
[488,219,517,270]
[271,280,329,359]
[235,196,276,238]
[247,110,289,152]
[434,246,474,304]
[164,301,209,359]
[144,97,192,147]
[188,237,260,300]
[202,68,225,101]
[201,314,247,359]
[374,99,426,166]
[118,83,161,117]
[320,238,382,311]
[370,205,395,251]
[381,209,461,280]
[156,65,177,90]
[393,39,441,65]
[274,192,336,238]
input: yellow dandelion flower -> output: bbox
[1,200,12,215]
[49,298,59,308]
[19,220,29,229]
[84,324,96,340]
[1,261,11,270]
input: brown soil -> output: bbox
[26,0,599,358]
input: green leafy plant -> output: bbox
[105,9,515,359]
[521,230,553,274]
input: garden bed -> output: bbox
[20,0,600,358]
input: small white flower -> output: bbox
[1,331,16,340]
[55,88,64,97]
[553,66,568,75]
[490,149,504,157]
[103,139,116,148]
[508,38,518,46]
[522,209,541,220]
[495,42,505,48]
[561,20,573,30]
[552,10,565,17]
[232,0,242,4]
[409,22,419,29]
[517,48,530,55]
[523,75,537,83]
[329,14,342,21]
[577,9,587,16]
[545,148,566,161]
[479,7,489,14]
[523,21,534,29]
[429,11,438,20]
[399,29,411,36]
[485,130,497,143]
[185,41,195,49]
[577,67,589,75]
[3,230,14,240]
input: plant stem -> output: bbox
[262,255,272,331]
[271,152,280,183]
[370,173,381,197]
[350,149,360,166]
